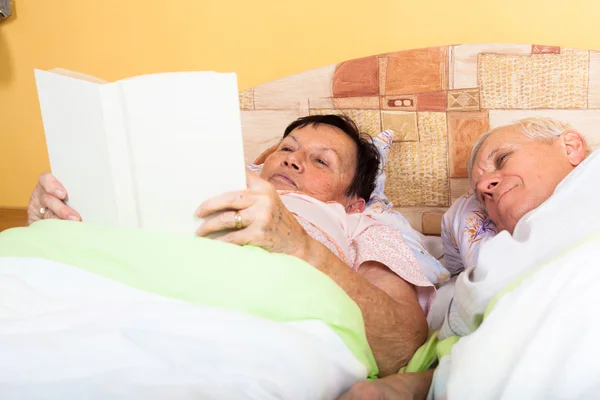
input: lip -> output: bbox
[272,173,297,188]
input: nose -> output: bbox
[282,150,305,172]
[477,172,502,201]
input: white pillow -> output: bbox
[441,193,498,275]
[365,210,450,286]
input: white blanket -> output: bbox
[0,257,366,400]
[431,149,600,398]
[440,149,600,339]
[431,232,600,399]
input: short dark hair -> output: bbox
[283,114,381,201]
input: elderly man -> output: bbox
[468,117,588,234]
[341,117,598,399]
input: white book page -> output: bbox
[34,69,124,227]
[118,72,246,235]
[98,84,139,229]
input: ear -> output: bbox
[345,197,366,214]
[560,130,587,167]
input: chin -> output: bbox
[504,222,517,235]
[504,203,539,234]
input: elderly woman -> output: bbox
[26,114,433,377]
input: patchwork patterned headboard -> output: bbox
[239,44,600,234]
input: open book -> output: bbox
[34,69,247,236]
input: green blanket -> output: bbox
[0,220,378,376]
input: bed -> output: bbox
[2,42,600,399]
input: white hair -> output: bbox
[467,117,587,181]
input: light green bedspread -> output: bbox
[0,220,378,377]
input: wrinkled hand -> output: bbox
[26,173,81,226]
[196,170,310,258]
[338,371,433,400]
[338,378,414,400]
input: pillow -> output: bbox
[250,130,450,286]
[365,210,450,286]
[441,192,498,276]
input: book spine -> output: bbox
[99,84,141,229]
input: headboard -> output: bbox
[239,43,600,235]
[2,43,599,234]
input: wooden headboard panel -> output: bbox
[4,43,600,235]
[239,43,600,233]
[0,207,27,232]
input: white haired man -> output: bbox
[468,117,590,234]
[340,117,599,399]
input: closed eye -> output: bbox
[495,152,510,169]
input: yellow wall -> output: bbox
[1,0,600,207]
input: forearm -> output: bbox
[340,369,434,399]
[298,237,428,376]
[402,369,435,400]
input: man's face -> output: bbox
[260,124,359,208]
[471,127,576,233]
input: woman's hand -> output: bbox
[196,170,310,259]
[338,379,412,400]
[338,371,434,400]
[26,173,81,226]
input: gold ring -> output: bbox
[40,207,46,216]
[233,212,243,230]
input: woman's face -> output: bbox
[260,124,361,210]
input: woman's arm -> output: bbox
[30,171,428,374]
[338,369,434,400]
[197,172,428,376]
[301,239,428,376]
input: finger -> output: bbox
[196,190,256,218]
[38,172,67,200]
[213,228,256,247]
[42,209,59,221]
[28,204,59,225]
[41,193,81,221]
[196,210,250,237]
[27,186,46,224]
[336,383,382,400]
[26,204,43,226]
[245,169,274,192]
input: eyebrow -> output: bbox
[287,134,342,162]
[487,144,517,162]
[321,147,341,160]
[486,148,502,162]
